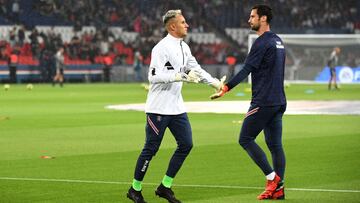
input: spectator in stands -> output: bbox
[68,34,81,59]
[9,27,16,48]
[8,50,18,83]
[0,41,7,60]
[17,25,25,46]
[39,47,55,83]
[53,47,65,87]
[327,47,341,90]
[29,28,40,59]
[99,38,109,56]
[133,49,143,81]
[11,0,20,24]
[88,43,97,64]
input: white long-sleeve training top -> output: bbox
[145,34,218,115]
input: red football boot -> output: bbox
[257,174,281,200]
[272,184,285,200]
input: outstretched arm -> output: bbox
[185,54,226,90]
[210,64,253,100]
[148,48,199,84]
[226,64,253,90]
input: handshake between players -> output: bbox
[174,68,228,99]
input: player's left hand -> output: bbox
[210,75,226,91]
[210,85,229,100]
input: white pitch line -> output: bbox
[0,177,359,193]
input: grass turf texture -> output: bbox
[0,83,359,202]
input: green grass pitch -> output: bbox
[0,83,359,202]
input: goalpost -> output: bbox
[248,34,360,83]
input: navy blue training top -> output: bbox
[227,31,286,106]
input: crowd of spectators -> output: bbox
[0,0,232,66]
[194,0,359,34]
[0,0,358,68]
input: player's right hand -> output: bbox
[186,69,201,83]
[174,70,200,83]
[175,72,189,82]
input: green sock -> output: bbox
[162,175,173,188]
[132,179,142,191]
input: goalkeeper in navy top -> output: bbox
[211,5,286,200]
[126,9,225,203]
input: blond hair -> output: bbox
[162,9,182,25]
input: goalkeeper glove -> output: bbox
[174,70,200,83]
[210,75,226,91]
[186,69,201,83]
[174,72,189,82]
[210,85,229,100]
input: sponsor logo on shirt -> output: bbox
[165,61,174,70]
[276,41,284,49]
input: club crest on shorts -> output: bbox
[157,116,162,122]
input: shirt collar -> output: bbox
[166,33,183,42]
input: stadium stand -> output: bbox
[0,0,358,82]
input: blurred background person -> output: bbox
[133,49,143,82]
[327,47,341,90]
[8,50,18,83]
[53,47,65,87]
[102,54,113,82]
[225,53,237,78]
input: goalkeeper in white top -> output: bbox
[127,9,225,203]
